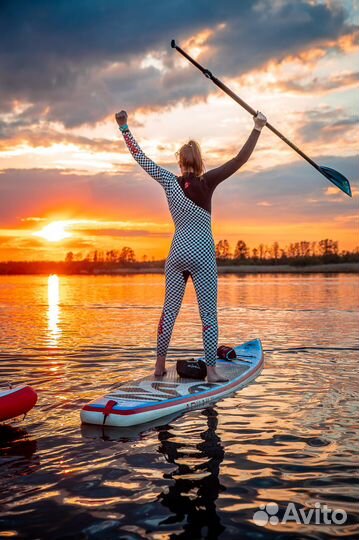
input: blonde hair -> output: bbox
[177,140,205,177]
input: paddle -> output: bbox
[171,40,352,197]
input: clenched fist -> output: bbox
[253,111,267,130]
[115,110,128,127]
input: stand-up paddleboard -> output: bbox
[0,385,38,422]
[81,339,263,428]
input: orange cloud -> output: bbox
[0,127,123,153]
[331,31,359,54]
[264,71,359,95]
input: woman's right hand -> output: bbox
[253,111,267,130]
[115,110,128,127]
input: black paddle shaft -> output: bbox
[171,40,352,197]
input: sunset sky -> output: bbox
[0,0,358,261]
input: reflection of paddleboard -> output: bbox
[0,385,38,422]
[81,339,264,428]
[81,411,183,442]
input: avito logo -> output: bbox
[253,502,347,526]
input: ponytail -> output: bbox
[177,140,205,177]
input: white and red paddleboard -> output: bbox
[0,385,38,422]
[81,339,264,428]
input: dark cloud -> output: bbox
[0,167,171,226]
[0,124,125,152]
[295,107,358,143]
[266,71,359,94]
[212,153,358,223]
[0,153,356,231]
[201,1,355,76]
[332,117,359,128]
[0,0,355,127]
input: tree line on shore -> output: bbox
[66,238,358,264]
[62,239,358,263]
[214,238,358,264]
[0,239,358,274]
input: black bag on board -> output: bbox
[217,345,237,360]
[176,345,236,379]
[176,359,207,380]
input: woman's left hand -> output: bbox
[254,111,267,130]
[115,110,128,127]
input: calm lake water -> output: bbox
[0,273,358,539]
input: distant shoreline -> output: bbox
[218,263,359,274]
[0,262,358,275]
[92,263,359,274]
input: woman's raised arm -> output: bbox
[116,111,175,197]
[204,111,267,191]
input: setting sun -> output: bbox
[34,221,72,242]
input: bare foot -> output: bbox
[206,366,228,383]
[154,369,167,377]
[154,358,167,377]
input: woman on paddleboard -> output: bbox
[115,110,266,382]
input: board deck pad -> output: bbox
[81,339,263,427]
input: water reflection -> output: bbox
[157,409,226,538]
[47,274,61,347]
[0,274,358,538]
[82,408,226,538]
[0,425,39,477]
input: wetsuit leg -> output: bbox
[191,264,218,366]
[157,265,188,358]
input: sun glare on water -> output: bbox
[34,221,72,242]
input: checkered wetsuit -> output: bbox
[121,126,260,366]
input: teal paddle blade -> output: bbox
[319,166,352,197]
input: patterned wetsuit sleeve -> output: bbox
[204,128,261,191]
[121,128,174,195]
